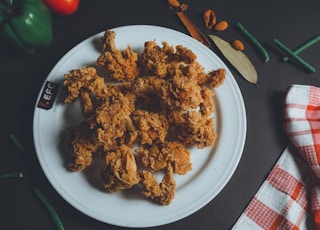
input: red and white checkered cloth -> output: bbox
[233,84,320,230]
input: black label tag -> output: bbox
[37,81,60,110]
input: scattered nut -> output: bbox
[203,9,217,29]
[214,21,228,31]
[232,39,245,51]
[168,0,180,8]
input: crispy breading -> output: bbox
[63,67,106,116]
[101,145,139,192]
[181,61,206,82]
[140,41,175,78]
[178,111,217,148]
[175,45,197,64]
[139,163,176,205]
[199,87,215,116]
[136,141,192,175]
[132,76,166,94]
[96,30,140,81]
[132,110,169,145]
[63,67,106,104]
[89,90,136,152]
[160,75,204,110]
[196,68,226,88]
[140,41,198,79]
[68,121,99,171]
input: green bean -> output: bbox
[236,22,270,62]
[283,35,320,61]
[273,38,316,73]
[0,172,23,179]
[34,188,65,230]
[9,133,26,152]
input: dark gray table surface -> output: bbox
[1,0,320,229]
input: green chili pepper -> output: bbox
[273,38,316,73]
[0,171,23,179]
[236,22,270,62]
[0,0,53,54]
[34,188,65,230]
[9,133,26,152]
[283,35,320,61]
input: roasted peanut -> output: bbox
[168,0,180,8]
[214,21,228,31]
[232,40,245,51]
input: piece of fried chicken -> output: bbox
[96,30,140,81]
[178,111,217,148]
[160,74,204,111]
[63,66,139,165]
[92,90,139,153]
[67,121,99,171]
[139,163,176,205]
[101,145,139,192]
[64,67,107,117]
[140,41,197,79]
[196,68,226,88]
[136,141,192,175]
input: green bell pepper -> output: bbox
[0,0,53,54]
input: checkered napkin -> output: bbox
[232,84,320,230]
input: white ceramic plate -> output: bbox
[33,25,246,228]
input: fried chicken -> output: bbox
[96,30,140,81]
[64,67,106,117]
[196,68,226,88]
[94,90,137,151]
[101,145,139,192]
[132,75,166,95]
[63,29,226,205]
[160,75,204,110]
[178,111,217,148]
[140,41,197,79]
[136,141,192,175]
[140,41,175,78]
[132,110,169,145]
[68,121,99,171]
[139,163,176,205]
